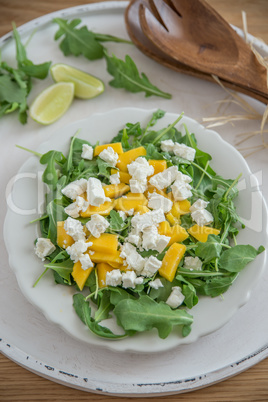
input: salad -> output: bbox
[31,109,264,340]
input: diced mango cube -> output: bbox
[87,233,118,255]
[103,183,130,199]
[72,261,94,291]
[90,250,124,268]
[114,192,148,212]
[80,200,115,217]
[159,243,186,282]
[158,220,172,236]
[135,205,150,215]
[116,146,146,172]
[97,262,114,288]
[94,142,123,156]
[148,159,167,177]
[188,224,220,242]
[171,200,191,217]
[169,224,189,245]
[166,212,180,226]
[57,221,74,249]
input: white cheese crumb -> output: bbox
[98,147,118,167]
[64,217,85,241]
[122,270,137,289]
[87,177,106,207]
[66,239,92,263]
[131,209,165,232]
[160,139,175,152]
[184,256,202,270]
[149,166,178,190]
[149,278,164,289]
[129,178,147,194]
[64,196,89,218]
[81,144,93,160]
[141,256,162,277]
[109,172,120,185]
[173,142,196,161]
[171,180,192,201]
[191,209,214,226]
[166,286,185,308]
[120,242,146,273]
[61,178,87,200]
[118,210,127,221]
[189,198,209,212]
[35,238,56,261]
[106,269,122,287]
[127,157,154,181]
[86,214,109,238]
[148,192,173,213]
[79,253,94,270]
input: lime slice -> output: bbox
[50,63,105,99]
[29,82,74,125]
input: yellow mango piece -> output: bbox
[90,250,124,268]
[111,168,131,184]
[169,224,189,245]
[80,199,115,217]
[72,261,94,291]
[103,183,130,199]
[94,142,123,156]
[116,146,146,172]
[159,243,186,282]
[171,200,191,218]
[158,220,172,236]
[135,205,150,215]
[188,224,220,242]
[97,262,114,288]
[148,159,167,177]
[166,212,180,226]
[57,221,74,249]
[114,192,148,212]
[87,233,118,255]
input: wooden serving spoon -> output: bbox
[139,0,268,98]
[125,0,268,104]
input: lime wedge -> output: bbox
[29,82,74,125]
[50,63,105,99]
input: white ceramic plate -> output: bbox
[4,107,267,353]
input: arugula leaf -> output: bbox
[73,293,126,338]
[105,51,172,99]
[113,295,193,339]
[44,258,73,283]
[219,244,263,273]
[195,235,222,263]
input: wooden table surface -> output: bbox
[0,0,267,401]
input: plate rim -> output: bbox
[1,1,268,396]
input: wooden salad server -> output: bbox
[125,0,268,104]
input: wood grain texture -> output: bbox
[0,0,267,401]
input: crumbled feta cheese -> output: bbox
[127,157,154,181]
[122,270,137,289]
[109,172,120,185]
[98,147,118,166]
[35,238,56,261]
[135,276,144,285]
[81,144,93,160]
[131,209,165,232]
[86,214,109,238]
[175,171,192,184]
[64,202,81,218]
[155,234,171,253]
[125,208,134,216]
[173,142,196,161]
[129,178,147,194]
[160,139,175,152]
[148,192,173,213]
[166,286,185,308]
[171,180,192,201]
[106,269,122,287]
[184,256,202,270]
[61,178,87,200]
[142,225,159,250]
[64,217,85,241]
[141,256,162,277]
[190,198,209,212]
[191,209,214,226]
[87,177,106,207]
[118,210,127,221]
[120,242,146,273]
[64,196,89,218]
[149,166,179,190]
[66,239,92,263]
[79,253,94,270]
[127,233,142,247]
[149,278,164,289]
